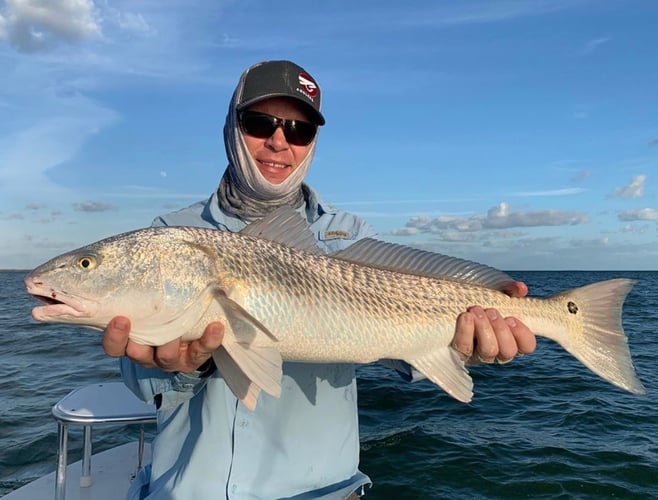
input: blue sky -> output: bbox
[1,0,656,271]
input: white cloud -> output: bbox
[72,201,113,212]
[99,6,154,36]
[412,0,586,27]
[622,224,649,234]
[618,208,658,221]
[512,187,586,197]
[0,0,101,52]
[570,170,591,183]
[570,237,609,247]
[390,227,418,236]
[0,92,118,204]
[609,175,646,199]
[580,36,610,56]
[0,11,6,39]
[400,202,589,234]
[483,203,589,229]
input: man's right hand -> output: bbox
[102,316,225,373]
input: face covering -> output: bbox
[217,72,319,220]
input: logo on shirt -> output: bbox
[322,230,352,240]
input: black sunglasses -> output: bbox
[239,111,318,146]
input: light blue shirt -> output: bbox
[123,185,378,499]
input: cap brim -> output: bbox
[237,94,325,126]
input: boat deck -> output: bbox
[4,442,151,500]
[3,382,156,500]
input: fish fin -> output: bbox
[550,278,646,395]
[239,206,325,255]
[333,238,515,291]
[213,291,283,402]
[212,347,262,410]
[214,289,278,342]
[406,348,473,402]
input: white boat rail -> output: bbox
[50,382,156,500]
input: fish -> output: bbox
[25,207,646,410]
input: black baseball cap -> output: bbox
[237,60,325,125]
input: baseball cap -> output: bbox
[237,60,325,125]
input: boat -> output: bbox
[3,382,156,500]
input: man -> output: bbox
[103,60,536,499]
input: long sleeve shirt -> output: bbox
[124,185,377,499]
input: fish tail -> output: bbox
[556,278,645,395]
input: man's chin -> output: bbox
[258,166,291,185]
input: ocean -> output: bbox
[1,270,656,499]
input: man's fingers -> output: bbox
[451,311,475,360]
[153,338,183,371]
[186,322,225,369]
[483,309,517,363]
[505,317,536,355]
[123,341,157,368]
[102,316,131,357]
[470,306,498,363]
[503,281,528,298]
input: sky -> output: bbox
[0,0,657,271]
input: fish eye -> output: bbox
[77,256,97,270]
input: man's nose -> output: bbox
[265,125,289,150]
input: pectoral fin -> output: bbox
[406,348,473,403]
[212,348,262,411]
[213,291,283,408]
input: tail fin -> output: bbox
[558,278,645,395]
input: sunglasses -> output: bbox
[239,111,318,146]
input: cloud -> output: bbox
[72,201,113,212]
[99,5,155,36]
[609,175,646,199]
[570,237,609,247]
[622,224,649,234]
[649,138,658,147]
[390,227,419,236]
[401,202,589,234]
[580,36,610,56]
[413,0,586,27]
[0,92,119,204]
[26,202,46,210]
[570,170,591,183]
[512,187,586,197]
[483,202,588,229]
[0,0,101,52]
[618,208,658,221]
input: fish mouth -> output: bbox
[25,276,92,321]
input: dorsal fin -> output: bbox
[333,238,516,291]
[239,206,325,255]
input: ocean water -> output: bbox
[1,270,656,498]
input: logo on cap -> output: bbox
[298,72,318,98]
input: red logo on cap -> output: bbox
[298,72,318,98]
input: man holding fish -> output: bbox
[98,61,535,499]
[98,60,536,499]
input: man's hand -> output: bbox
[102,316,225,373]
[451,281,536,364]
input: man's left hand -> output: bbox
[451,281,536,364]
